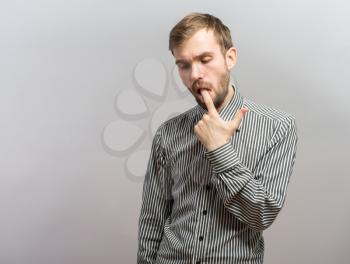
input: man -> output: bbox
[137,12,298,264]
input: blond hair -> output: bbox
[169,12,233,56]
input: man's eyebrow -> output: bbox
[175,52,214,65]
[175,59,187,65]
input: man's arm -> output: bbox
[137,127,173,264]
[204,117,298,231]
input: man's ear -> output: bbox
[225,47,237,70]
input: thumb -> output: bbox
[228,107,249,132]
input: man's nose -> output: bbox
[190,63,204,82]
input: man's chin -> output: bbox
[196,99,217,111]
[196,97,224,111]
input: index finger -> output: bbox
[201,89,218,115]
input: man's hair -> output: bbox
[169,12,233,56]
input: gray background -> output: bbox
[1,0,349,263]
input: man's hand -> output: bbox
[194,90,248,152]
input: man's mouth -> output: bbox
[197,88,210,95]
[196,88,213,101]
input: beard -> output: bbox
[193,69,231,111]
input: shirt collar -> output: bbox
[196,83,244,122]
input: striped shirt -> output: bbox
[137,84,298,264]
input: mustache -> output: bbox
[192,80,211,90]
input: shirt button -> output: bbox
[196,261,200,264]
[199,236,204,241]
[202,210,207,215]
[205,184,210,190]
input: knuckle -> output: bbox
[203,114,210,121]
[231,121,238,130]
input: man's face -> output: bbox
[173,28,236,111]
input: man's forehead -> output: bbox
[174,28,221,54]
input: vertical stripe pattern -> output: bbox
[137,84,298,264]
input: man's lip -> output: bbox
[196,88,211,95]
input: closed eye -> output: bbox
[201,57,212,63]
[178,63,190,70]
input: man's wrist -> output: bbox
[204,142,240,173]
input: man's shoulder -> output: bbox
[155,105,198,136]
[244,98,296,125]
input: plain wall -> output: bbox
[0,1,349,263]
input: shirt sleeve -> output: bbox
[204,117,298,231]
[137,127,173,264]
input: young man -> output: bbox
[137,13,298,264]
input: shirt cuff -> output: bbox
[204,142,240,174]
